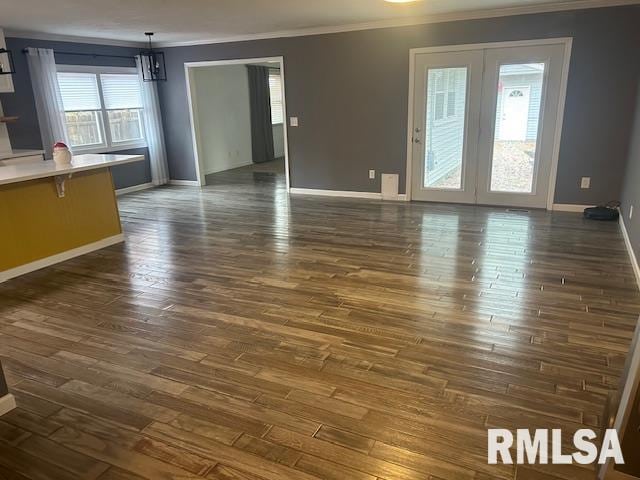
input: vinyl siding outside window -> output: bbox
[433,70,459,122]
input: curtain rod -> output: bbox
[21,49,135,60]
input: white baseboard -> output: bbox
[0,234,125,284]
[552,203,594,212]
[290,188,382,199]
[290,188,407,201]
[0,394,16,417]
[169,179,201,187]
[619,214,640,291]
[116,182,155,196]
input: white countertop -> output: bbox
[0,154,145,186]
[0,149,45,160]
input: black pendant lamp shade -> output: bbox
[0,48,16,76]
[140,32,166,82]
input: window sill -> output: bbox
[71,143,148,156]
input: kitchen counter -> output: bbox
[0,153,146,283]
[0,149,45,160]
[0,153,144,185]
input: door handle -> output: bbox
[414,137,421,144]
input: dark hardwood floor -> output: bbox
[0,160,638,479]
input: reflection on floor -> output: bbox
[0,161,638,479]
[204,158,285,187]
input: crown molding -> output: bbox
[3,0,639,49]
[3,30,145,48]
[156,0,640,47]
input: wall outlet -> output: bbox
[289,117,299,127]
[631,205,634,219]
[369,170,376,180]
[580,177,591,189]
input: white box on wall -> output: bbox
[381,174,399,200]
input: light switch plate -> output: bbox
[369,170,376,180]
[289,117,299,127]
[580,177,591,189]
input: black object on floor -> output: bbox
[584,203,620,221]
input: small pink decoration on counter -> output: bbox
[52,142,72,166]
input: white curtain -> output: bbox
[136,56,169,186]
[25,48,70,159]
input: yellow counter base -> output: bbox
[0,168,123,280]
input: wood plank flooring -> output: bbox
[1,160,639,479]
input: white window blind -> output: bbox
[100,74,143,109]
[57,72,101,111]
[268,70,283,125]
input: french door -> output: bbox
[410,42,567,208]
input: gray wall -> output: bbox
[2,6,639,200]
[621,79,640,260]
[160,5,640,202]
[273,123,285,158]
[0,361,8,397]
[190,64,253,175]
[0,37,152,189]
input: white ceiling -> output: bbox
[2,0,638,46]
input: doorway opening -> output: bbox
[406,39,572,209]
[185,57,289,190]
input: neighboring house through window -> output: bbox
[268,69,283,125]
[57,66,146,152]
[433,69,458,122]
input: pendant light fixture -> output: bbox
[0,48,16,76]
[139,32,166,82]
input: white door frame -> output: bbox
[410,50,484,204]
[184,56,291,190]
[405,37,573,210]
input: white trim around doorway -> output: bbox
[184,56,291,190]
[404,37,573,210]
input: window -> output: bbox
[446,71,457,117]
[57,72,104,148]
[57,67,146,152]
[433,69,459,122]
[101,74,144,144]
[268,69,283,125]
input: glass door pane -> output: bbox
[489,63,545,193]
[424,67,468,190]
[411,50,483,204]
[475,43,566,209]
[413,43,566,208]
